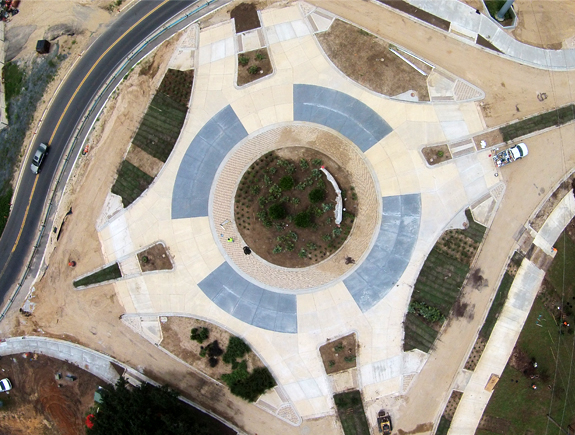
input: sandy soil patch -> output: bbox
[317,19,430,100]
[0,353,103,435]
[160,317,264,382]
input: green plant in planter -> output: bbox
[437,150,444,158]
[279,175,295,191]
[248,65,260,75]
[239,55,249,66]
[255,52,266,61]
[309,188,326,203]
[294,210,312,228]
[268,204,287,220]
[141,256,148,263]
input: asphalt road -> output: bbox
[0,0,202,305]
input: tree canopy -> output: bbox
[87,377,213,435]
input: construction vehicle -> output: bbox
[492,142,528,167]
[377,410,392,434]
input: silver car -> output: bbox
[30,142,48,174]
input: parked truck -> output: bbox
[492,142,528,167]
[377,410,392,434]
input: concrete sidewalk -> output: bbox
[402,0,575,70]
[448,190,575,434]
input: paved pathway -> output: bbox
[449,188,575,434]
[403,0,575,70]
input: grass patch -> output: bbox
[111,160,154,207]
[479,272,514,340]
[500,104,575,142]
[435,415,451,435]
[484,0,513,21]
[480,228,575,434]
[333,390,370,435]
[0,184,13,238]
[2,61,25,121]
[73,263,122,287]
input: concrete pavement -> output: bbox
[402,0,575,70]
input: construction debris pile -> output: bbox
[1,0,19,21]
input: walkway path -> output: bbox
[449,186,575,434]
[402,0,575,70]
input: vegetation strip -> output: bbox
[499,104,575,143]
[111,161,154,207]
[404,210,486,352]
[333,390,370,435]
[479,272,514,340]
[73,263,122,288]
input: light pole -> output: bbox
[496,0,515,21]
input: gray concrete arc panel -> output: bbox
[172,105,248,219]
[293,84,392,152]
[344,194,421,312]
[198,262,298,333]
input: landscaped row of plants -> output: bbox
[404,210,486,352]
[111,68,194,207]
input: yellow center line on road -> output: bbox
[5,0,170,265]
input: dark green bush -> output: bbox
[268,203,287,220]
[222,362,276,402]
[191,327,210,344]
[223,336,251,364]
[239,55,249,66]
[248,66,260,75]
[294,210,312,228]
[309,188,326,203]
[278,175,295,191]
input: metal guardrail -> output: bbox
[0,0,219,322]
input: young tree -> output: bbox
[87,377,212,435]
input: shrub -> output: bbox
[309,188,326,203]
[223,336,251,364]
[191,327,209,344]
[255,52,266,61]
[273,245,283,254]
[437,150,444,157]
[312,158,322,167]
[298,248,307,258]
[294,210,312,228]
[239,55,249,66]
[222,363,276,402]
[279,175,295,191]
[408,301,445,322]
[300,158,309,169]
[248,66,260,75]
[268,203,287,220]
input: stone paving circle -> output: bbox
[209,123,382,292]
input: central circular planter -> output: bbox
[209,124,381,292]
[234,147,356,268]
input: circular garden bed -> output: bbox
[234,147,357,268]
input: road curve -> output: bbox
[0,0,200,304]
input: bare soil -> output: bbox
[237,48,273,86]
[473,129,505,150]
[230,2,260,33]
[235,147,356,268]
[137,243,173,272]
[125,145,164,178]
[319,333,357,375]
[160,317,264,382]
[421,145,451,166]
[317,19,430,100]
[0,353,103,435]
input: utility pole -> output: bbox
[547,414,569,435]
[496,0,515,21]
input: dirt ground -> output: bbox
[319,333,357,375]
[160,317,264,382]
[137,243,173,272]
[0,353,103,435]
[317,19,430,100]
[237,48,273,86]
[421,145,451,166]
[236,147,356,267]
[230,2,260,33]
